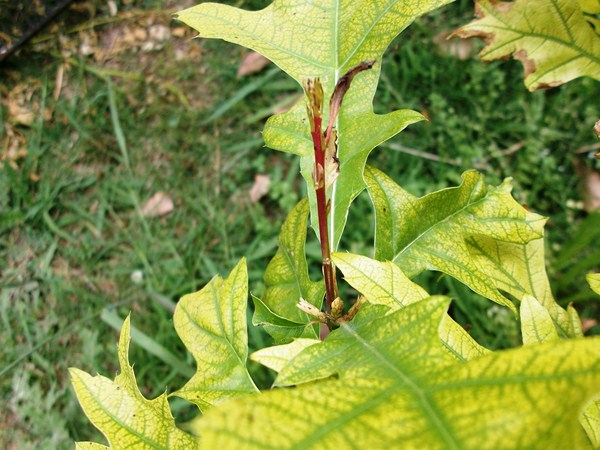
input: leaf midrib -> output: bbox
[340,323,461,449]
[392,182,483,262]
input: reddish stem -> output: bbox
[310,117,339,315]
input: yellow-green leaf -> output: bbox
[177,0,453,248]
[332,252,428,308]
[569,304,585,338]
[333,251,489,361]
[520,295,560,345]
[255,199,325,343]
[252,295,314,344]
[194,298,600,448]
[75,443,109,450]
[70,316,199,450]
[439,313,490,361]
[580,0,600,14]
[171,258,258,410]
[366,165,545,313]
[250,338,320,373]
[467,236,574,337]
[583,398,600,449]
[589,273,600,295]
[453,0,600,91]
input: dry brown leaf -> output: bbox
[6,82,38,126]
[1,126,28,169]
[142,192,174,217]
[436,32,475,60]
[108,0,118,17]
[582,168,600,212]
[249,174,271,203]
[238,51,270,77]
[582,318,598,333]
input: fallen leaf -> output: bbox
[108,0,118,17]
[238,51,270,77]
[148,24,171,44]
[249,174,271,203]
[142,192,174,217]
[436,31,475,60]
[582,318,598,333]
[582,168,600,212]
[6,82,38,126]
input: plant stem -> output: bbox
[303,79,339,319]
[310,116,339,315]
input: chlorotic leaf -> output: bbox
[177,0,453,248]
[520,295,560,345]
[250,338,320,373]
[580,0,600,14]
[452,0,600,91]
[569,304,585,338]
[332,252,488,361]
[439,313,490,361]
[255,199,325,343]
[75,443,110,450]
[69,316,200,449]
[583,398,600,449]
[365,165,545,313]
[193,297,600,449]
[171,258,258,410]
[252,295,314,343]
[332,252,428,308]
[467,236,574,337]
[589,273,600,295]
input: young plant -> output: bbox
[71,1,600,448]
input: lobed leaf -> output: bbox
[70,316,199,450]
[520,294,559,345]
[254,199,325,343]
[171,258,258,410]
[250,338,320,373]
[467,236,574,336]
[177,0,454,248]
[589,273,600,295]
[453,0,600,91]
[583,398,600,450]
[252,295,314,344]
[332,252,489,361]
[75,443,110,450]
[365,165,546,313]
[194,297,600,449]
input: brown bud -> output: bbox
[302,78,324,133]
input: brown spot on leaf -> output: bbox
[534,81,564,90]
[487,0,513,14]
[513,49,536,79]
[328,60,376,126]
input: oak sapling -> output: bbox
[70,1,600,448]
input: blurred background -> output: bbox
[1,0,599,447]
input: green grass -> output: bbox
[1,0,599,447]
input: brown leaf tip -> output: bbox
[329,60,377,124]
[303,78,324,132]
